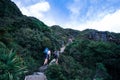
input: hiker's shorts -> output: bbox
[45,54,49,59]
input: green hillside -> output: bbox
[0,0,61,79]
[0,0,120,80]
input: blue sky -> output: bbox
[11,0,120,33]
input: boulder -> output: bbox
[25,72,47,80]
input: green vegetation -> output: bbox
[45,40,120,80]
[60,40,119,80]
[0,0,120,80]
[0,48,27,80]
[0,0,22,17]
[45,64,66,80]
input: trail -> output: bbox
[25,38,73,80]
[25,44,67,80]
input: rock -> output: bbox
[33,72,44,75]
[25,72,47,80]
[39,65,48,72]
[49,59,56,65]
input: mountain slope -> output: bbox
[0,0,62,79]
[0,0,120,80]
[0,0,22,17]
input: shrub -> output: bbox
[45,64,66,80]
[0,49,27,80]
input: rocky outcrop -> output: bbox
[25,65,48,80]
[88,31,108,41]
[25,72,47,80]
[84,29,120,44]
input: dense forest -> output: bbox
[0,0,120,80]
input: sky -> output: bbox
[11,0,120,33]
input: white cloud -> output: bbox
[11,0,120,33]
[67,0,84,20]
[28,2,50,12]
[75,9,120,33]
[20,1,50,19]
[12,0,50,16]
[12,0,56,26]
[66,0,120,33]
[43,18,56,26]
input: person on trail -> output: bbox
[43,48,51,65]
[53,50,60,64]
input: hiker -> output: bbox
[43,48,51,65]
[53,50,60,64]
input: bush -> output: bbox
[59,55,93,80]
[0,49,27,80]
[45,64,66,80]
[64,39,120,79]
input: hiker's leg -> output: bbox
[55,59,58,64]
[44,54,49,65]
[44,59,48,65]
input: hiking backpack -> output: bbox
[43,48,49,54]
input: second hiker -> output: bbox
[53,50,60,64]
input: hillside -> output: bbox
[51,25,81,44]
[51,25,120,44]
[0,0,22,17]
[0,0,120,80]
[0,0,62,79]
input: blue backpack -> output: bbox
[43,48,49,54]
